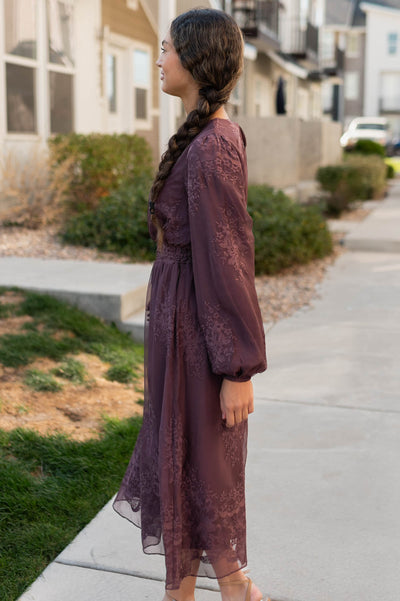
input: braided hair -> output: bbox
[150,9,244,247]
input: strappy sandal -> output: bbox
[219,576,271,601]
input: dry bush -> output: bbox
[0,148,73,229]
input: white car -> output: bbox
[340,117,392,154]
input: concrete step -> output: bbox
[0,257,152,323]
[117,310,146,343]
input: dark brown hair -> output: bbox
[150,8,244,247]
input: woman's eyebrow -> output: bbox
[161,40,170,47]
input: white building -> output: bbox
[0,0,160,161]
[361,1,400,134]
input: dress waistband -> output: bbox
[156,244,192,264]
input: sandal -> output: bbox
[219,576,271,601]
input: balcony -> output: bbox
[232,0,280,48]
[306,22,319,60]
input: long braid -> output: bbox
[150,10,244,248]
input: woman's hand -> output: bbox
[220,379,254,427]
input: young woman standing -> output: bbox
[113,9,268,601]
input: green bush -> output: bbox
[352,139,386,157]
[386,163,396,179]
[61,181,155,261]
[317,155,387,215]
[247,186,333,275]
[49,133,154,213]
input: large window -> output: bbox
[3,0,37,133]
[133,48,150,122]
[1,0,75,136]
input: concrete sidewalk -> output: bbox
[9,184,400,601]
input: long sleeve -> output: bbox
[186,129,267,381]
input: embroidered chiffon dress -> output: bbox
[113,118,267,590]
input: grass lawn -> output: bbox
[0,417,142,601]
[0,288,144,600]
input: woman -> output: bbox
[113,9,268,601]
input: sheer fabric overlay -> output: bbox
[113,119,267,590]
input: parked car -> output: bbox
[340,117,393,155]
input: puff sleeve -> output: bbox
[186,130,267,381]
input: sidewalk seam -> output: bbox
[53,559,220,593]
[256,396,400,415]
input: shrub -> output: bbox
[352,139,386,157]
[61,181,155,261]
[386,163,395,179]
[317,155,387,215]
[0,149,73,228]
[49,133,154,213]
[247,186,333,275]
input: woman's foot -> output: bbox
[219,574,265,601]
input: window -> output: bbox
[49,71,73,133]
[344,72,359,101]
[47,0,74,134]
[1,0,75,136]
[321,30,335,63]
[4,0,37,133]
[133,48,150,122]
[347,32,359,57]
[6,63,36,132]
[4,0,37,58]
[47,0,74,66]
[388,32,398,56]
[107,54,117,113]
[380,72,400,112]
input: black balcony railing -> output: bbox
[232,0,280,39]
[306,22,318,57]
[335,46,345,72]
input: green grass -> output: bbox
[0,417,142,601]
[0,288,144,374]
[0,287,145,598]
[24,369,63,392]
[51,358,87,384]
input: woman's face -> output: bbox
[156,31,198,100]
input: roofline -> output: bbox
[360,2,400,16]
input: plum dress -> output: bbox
[113,118,267,590]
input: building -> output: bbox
[0,0,341,195]
[361,1,400,135]
[321,0,400,135]
[0,0,160,162]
